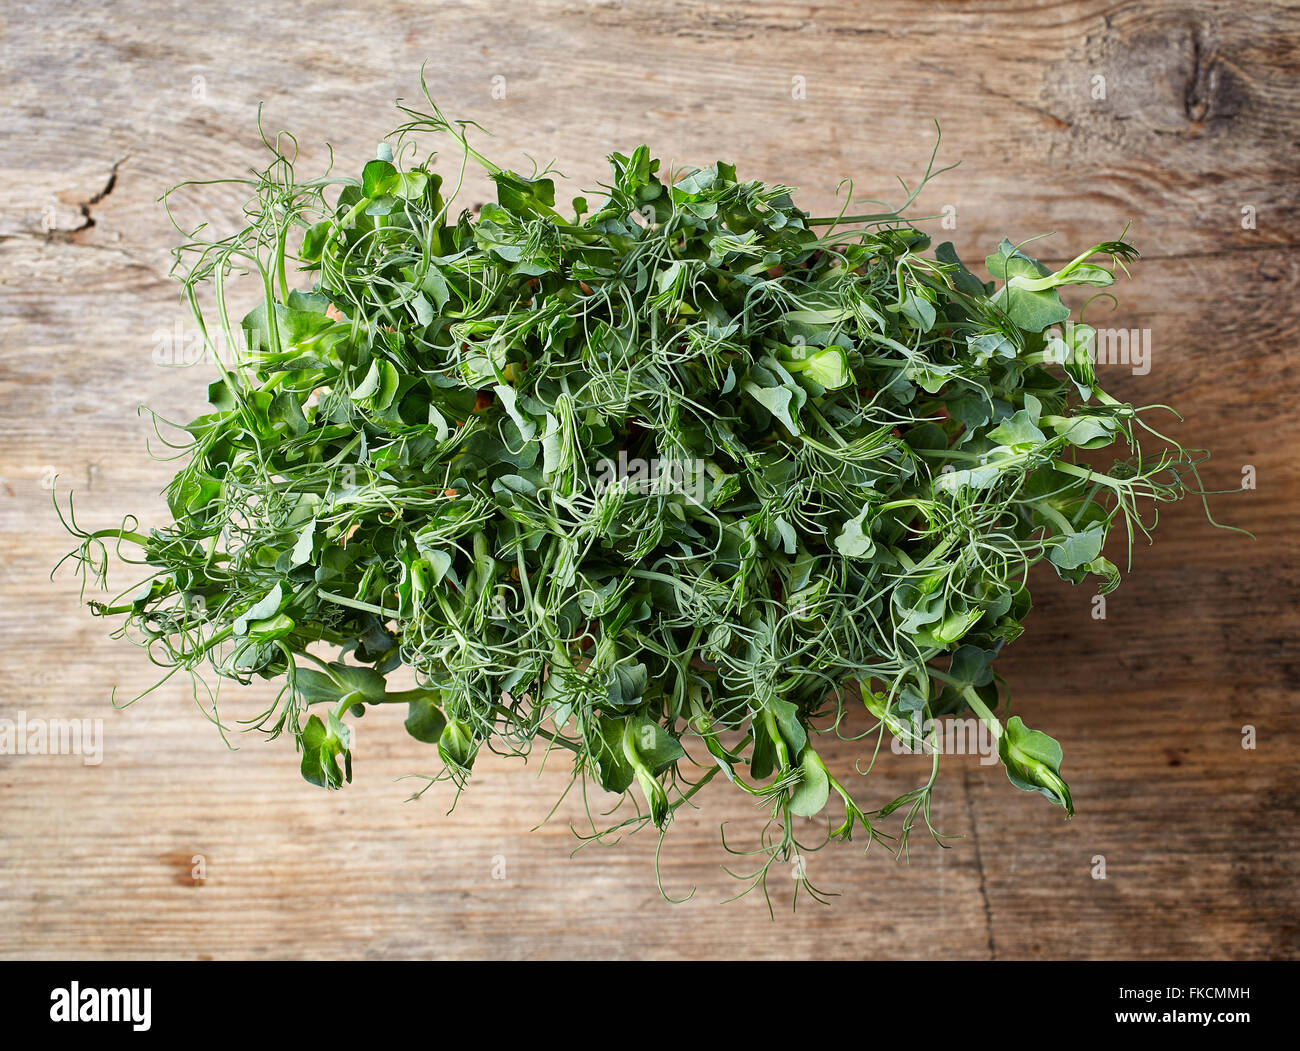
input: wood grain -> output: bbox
[0,0,1296,960]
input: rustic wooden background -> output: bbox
[1,0,1296,960]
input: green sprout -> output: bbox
[53,79,1248,910]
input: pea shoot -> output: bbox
[55,84,1245,909]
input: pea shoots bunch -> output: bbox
[59,93,1232,904]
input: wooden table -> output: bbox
[1,0,1296,960]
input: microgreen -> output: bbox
[54,83,1245,910]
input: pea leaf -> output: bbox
[627,714,685,772]
[789,748,830,818]
[767,697,807,758]
[835,505,876,558]
[403,693,447,744]
[438,718,476,771]
[234,583,284,636]
[1049,522,1106,571]
[999,716,1074,815]
[987,239,1070,332]
[290,520,316,566]
[592,717,634,793]
[743,380,800,436]
[300,714,350,789]
[987,409,1046,451]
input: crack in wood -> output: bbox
[1184,25,1219,123]
[50,156,128,239]
[964,767,998,961]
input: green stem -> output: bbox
[961,685,1003,740]
[805,211,903,227]
[762,707,792,771]
[89,528,151,547]
[1054,460,1128,490]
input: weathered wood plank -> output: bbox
[1,0,1296,960]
